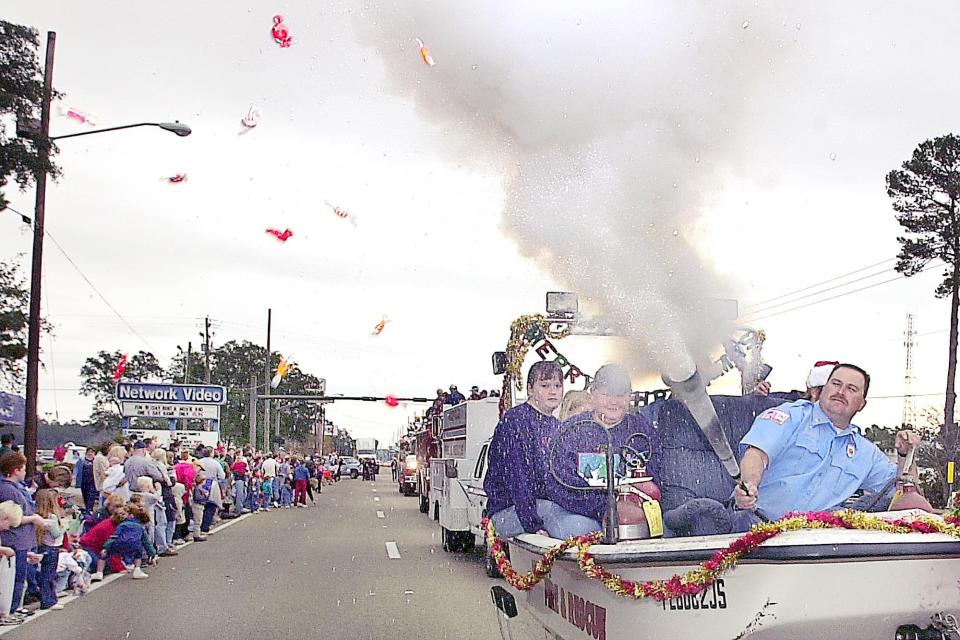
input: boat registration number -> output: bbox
[661,579,727,611]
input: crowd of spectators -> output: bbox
[425,384,500,418]
[0,438,340,625]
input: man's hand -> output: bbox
[0,547,14,558]
[752,381,771,397]
[26,552,42,565]
[536,529,549,537]
[895,430,921,455]
[734,481,758,510]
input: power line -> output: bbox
[7,205,153,349]
[744,265,901,316]
[743,262,943,323]
[742,257,897,310]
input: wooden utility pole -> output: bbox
[23,32,56,477]
[203,316,211,383]
[263,308,272,452]
[248,373,257,448]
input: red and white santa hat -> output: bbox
[806,360,840,389]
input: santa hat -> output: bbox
[806,360,839,389]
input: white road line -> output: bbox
[376,511,385,518]
[385,541,401,559]
[374,496,380,502]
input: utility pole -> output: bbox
[184,341,192,383]
[274,407,281,452]
[903,312,917,429]
[23,32,56,477]
[248,373,257,448]
[203,316,211,384]
[263,308,272,452]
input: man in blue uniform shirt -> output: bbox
[734,363,920,523]
[486,361,597,538]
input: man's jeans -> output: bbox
[200,502,218,533]
[153,505,168,554]
[233,479,247,512]
[491,500,601,539]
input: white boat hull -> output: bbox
[504,526,960,640]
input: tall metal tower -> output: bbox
[903,312,917,428]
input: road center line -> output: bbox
[376,511,385,518]
[385,541,401,559]
[374,496,380,501]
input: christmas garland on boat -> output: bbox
[485,511,960,602]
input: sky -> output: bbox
[2,1,960,444]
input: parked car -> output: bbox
[338,456,362,479]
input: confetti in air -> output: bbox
[272,15,293,48]
[265,228,294,242]
[167,174,188,184]
[384,395,399,407]
[416,38,435,66]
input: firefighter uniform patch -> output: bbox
[759,409,789,425]
[847,443,856,458]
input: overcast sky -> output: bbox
[2,1,960,444]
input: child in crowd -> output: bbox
[35,489,67,610]
[102,504,154,579]
[190,472,209,542]
[102,456,127,500]
[248,472,261,512]
[84,508,128,581]
[260,474,273,511]
[280,475,293,508]
[55,549,91,595]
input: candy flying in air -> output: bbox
[240,106,260,129]
[416,38,435,66]
[266,228,294,242]
[272,15,293,48]
[325,200,357,227]
[371,316,389,336]
[167,174,188,183]
[113,354,128,382]
[61,106,98,126]
[384,395,399,408]
[271,356,291,388]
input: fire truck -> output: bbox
[428,397,501,552]
[406,415,440,514]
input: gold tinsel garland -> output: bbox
[499,314,571,411]
[485,512,960,602]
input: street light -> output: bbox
[20,30,192,475]
[50,121,192,141]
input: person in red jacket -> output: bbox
[81,509,127,580]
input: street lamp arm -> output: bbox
[50,121,191,140]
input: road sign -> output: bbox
[116,383,227,406]
[121,402,220,420]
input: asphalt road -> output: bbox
[3,472,536,640]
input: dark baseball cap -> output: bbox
[133,440,147,449]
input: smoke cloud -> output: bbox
[353,1,801,380]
